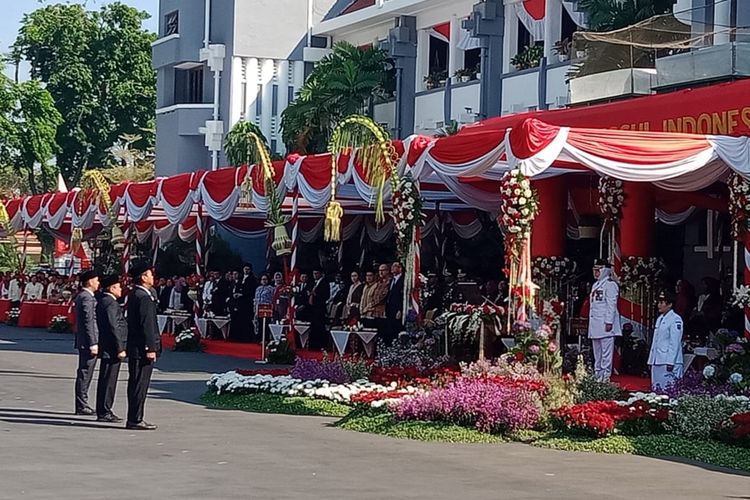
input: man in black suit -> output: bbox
[95,275,127,423]
[156,277,171,313]
[74,269,100,415]
[385,261,405,345]
[310,268,330,349]
[125,261,160,430]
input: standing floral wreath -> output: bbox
[392,173,424,259]
[532,256,577,282]
[498,169,539,258]
[620,256,665,289]
[728,173,750,241]
[597,176,625,223]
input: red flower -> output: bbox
[514,351,526,362]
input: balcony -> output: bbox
[156,104,214,136]
[655,42,750,90]
[152,34,182,69]
[413,80,480,134]
[569,68,656,104]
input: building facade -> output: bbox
[153,0,336,177]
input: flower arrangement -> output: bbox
[174,328,203,352]
[48,315,72,334]
[266,337,296,365]
[597,176,624,223]
[664,394,750,440]
[375,337,451,372]
[731,285,750,309]
[507,321,562,373]
[392,173,424,260]
[391,376,544,433]
[553,398,670,437]
[289,355,374,385]
[541,299,565,336]
[438,302,506,346]
[498,169,538,258]
[532,256,577,283]
[5,307,20,326]
[715,411,750,448]
[619,256,665,289]
[728,172,750,241]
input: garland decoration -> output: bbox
[326,115,399,241]
[76,170,117,256]
[0,200,15,242]
[728,172,750,241]
[393,173,424,259]
[597,176,625,224]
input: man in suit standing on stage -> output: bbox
[95,275,127,422]
[385,262,405,345]
[310,268,330,349]
[74,269,100,415]
[126,261,160,430]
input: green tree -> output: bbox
[13,2,156,186]
[0,74,62,195]
[281,42,392,154]
[224,121,273,167]
[579,0,675,31]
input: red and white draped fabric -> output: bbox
[430,22,451,43]
[513,0,546,40]
[448,212,483,239]
[200,166,247,221]
[158,172,202,224]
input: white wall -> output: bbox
[450,82,480,122]
[414,90,445,134]
[546,64,570,108]
[374,100,396,131]
[502,71,539,114]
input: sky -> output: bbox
[1,0,158,79]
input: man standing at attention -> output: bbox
[649,291,684,391]
[74,270,100,415]
[95,275,127,423]
[588,259,621,381]
[385,262,405,345]
[126,261,160,430]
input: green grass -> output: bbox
[201,391,352,418]
[531,433,750,472]
[335,409,505,444]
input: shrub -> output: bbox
[665,395,750,440]
[576,375,624,403]
[266,337,295,365]
[290,357,350,384]
[391,377,543,433]
[715,411,750,448]
[341,355,372,381]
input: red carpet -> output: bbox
[161,334,325,361]
[611,374,651,392]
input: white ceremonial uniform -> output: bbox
[648,309,684,391]
[24,282,44,301]
[8,279,22,302]
[588,268,621,381]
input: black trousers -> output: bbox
[75,350,98,412]
[96,358,121,418]
[127,358,154,425]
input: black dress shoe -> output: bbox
[75,408,95,416]
[125,421,157,430]
[97,414,123,423]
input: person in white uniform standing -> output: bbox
[648,290,684,391]
[588,259,621,381]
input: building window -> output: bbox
[272,85,279,116]
[255,86,263,116]
[174,67,203,105]
[165,11,179,36]
[271,139,277,153]
[288,86,295,104]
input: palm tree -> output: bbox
[579,0,676,32]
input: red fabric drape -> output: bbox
[620,182,655,256]
[531,177,567,257]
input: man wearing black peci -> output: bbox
[385,261,405,345]
[95,275,127,423]
[125,261,160,430]
[74,269,100,415]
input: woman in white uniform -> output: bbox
[648,290,684,391]
[588,259,621,381]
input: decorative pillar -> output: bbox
[464,0,504,119]
[618,182,655,258]
[531,177,567,257]
[388,15,418,138]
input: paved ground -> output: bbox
[0,327,748,500]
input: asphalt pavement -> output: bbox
[0,326,747,500]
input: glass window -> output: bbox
[165,11,179,36]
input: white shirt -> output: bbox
[24,282,44,301]
[8,279,21,302]
[169,288,183,310]
[46,282,58,299]
[648,309,684,367]
[203,281,214,304]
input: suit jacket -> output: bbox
[74,289,99,350]
[386,275,404,320]
[96,293,127,359]
[241,274,257,306]
[311,278,330,313]
[127,286,161,359]
[157,285,172,312]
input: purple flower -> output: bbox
[391,377,542,433]
[726,343,745,354]
[528,345,541,354]
[290,358,350,384]
[659,370,737,398]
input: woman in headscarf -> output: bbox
[272,272,289,321]
[587,259,621,382]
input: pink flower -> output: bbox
[528,345,541,354]
[548,342,558,353]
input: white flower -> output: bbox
[524,189,532,198]
[703,365,716,379]
[513,188,521,196]
[730,373,744,384]
[518,197,527,205]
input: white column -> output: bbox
[503,3,518,74]
[229,56,243,127]
[260,59,275,143]
[448,15,462,80]
[246,57,259,124]
[543,0,563,60]
[292,60,305,94]
[276,60,290,153]
[416,29,430,91]
[714,0,732,45]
